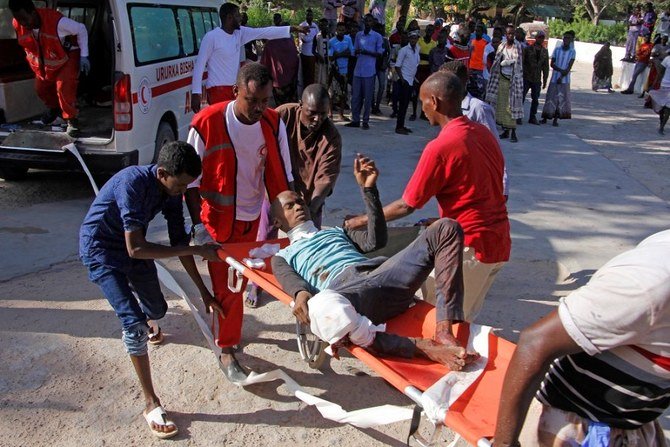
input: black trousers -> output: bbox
[523,80,541,119]
[329,218,465,324]
[395,79,413,130]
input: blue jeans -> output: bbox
[627,62,648,91]
[328,218,464,324]
[351,75,375,124]
[83,257,166,356]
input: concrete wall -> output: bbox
[547,38,626,68]
[544,38,648,91]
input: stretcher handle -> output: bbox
[227,266,244,293]
[224,255,246,293]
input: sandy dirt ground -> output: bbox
[1,62,669,446]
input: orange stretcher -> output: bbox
[218,239,516,446]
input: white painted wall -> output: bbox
[547,37,626,68]
[545,38,648,91]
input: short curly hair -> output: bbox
[157,141,201,178]
[236,62,273,89]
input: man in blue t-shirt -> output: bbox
[271,154,478,369]
[79,142,221,439]
[328,21,355,120]
[344,14,383,129]
[541,30,576,126]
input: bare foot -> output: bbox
[415,339,480,371]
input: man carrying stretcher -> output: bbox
[271,154,478,370]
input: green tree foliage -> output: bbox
[571,0,670,25]
[549,18,626,45]
[244,0,323,27]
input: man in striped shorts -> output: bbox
[493,230,670,447]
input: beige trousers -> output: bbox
[419,246,505,321]
[519,398,668,447]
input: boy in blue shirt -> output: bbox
[79,141,221,439]
[328,21,355,120]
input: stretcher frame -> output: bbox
[219,239,515,446]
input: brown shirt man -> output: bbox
[276,101,342,226]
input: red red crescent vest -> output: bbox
[191,101,289,242]
[13,8,69,81]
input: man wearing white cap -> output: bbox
[270,154,478,369]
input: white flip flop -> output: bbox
[143,406,178,439]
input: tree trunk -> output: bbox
[589,2,601,25]
[587,0,615,26]
[394,0,411,26]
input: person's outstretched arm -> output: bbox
[162,194,222,315]
[344,155,388,253]
[493,310,580,446]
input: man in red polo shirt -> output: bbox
[346,71,510,322]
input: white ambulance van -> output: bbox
[0,0,218,180]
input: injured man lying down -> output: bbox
[271,154,479,370]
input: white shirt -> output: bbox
[299,21,319,55]
[449,25,461,41]
[658,12,670,35]
[558,229,670,356]
[662,56,670,88]
[32,15,89,57]
[394,44,420,84]
[322,0,340,21]
[500,44,517,77]
[187,102,293,220]
[191,26,290,93]
[369,0,387,25]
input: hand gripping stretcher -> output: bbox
[218,239,516,446]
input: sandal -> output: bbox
[244,284,259,308]
[147,321,163,345]
[144,406,178,439]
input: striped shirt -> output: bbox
[550,44,576,84]
[537,230,670,429]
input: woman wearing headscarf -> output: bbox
[592,42,614,92]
